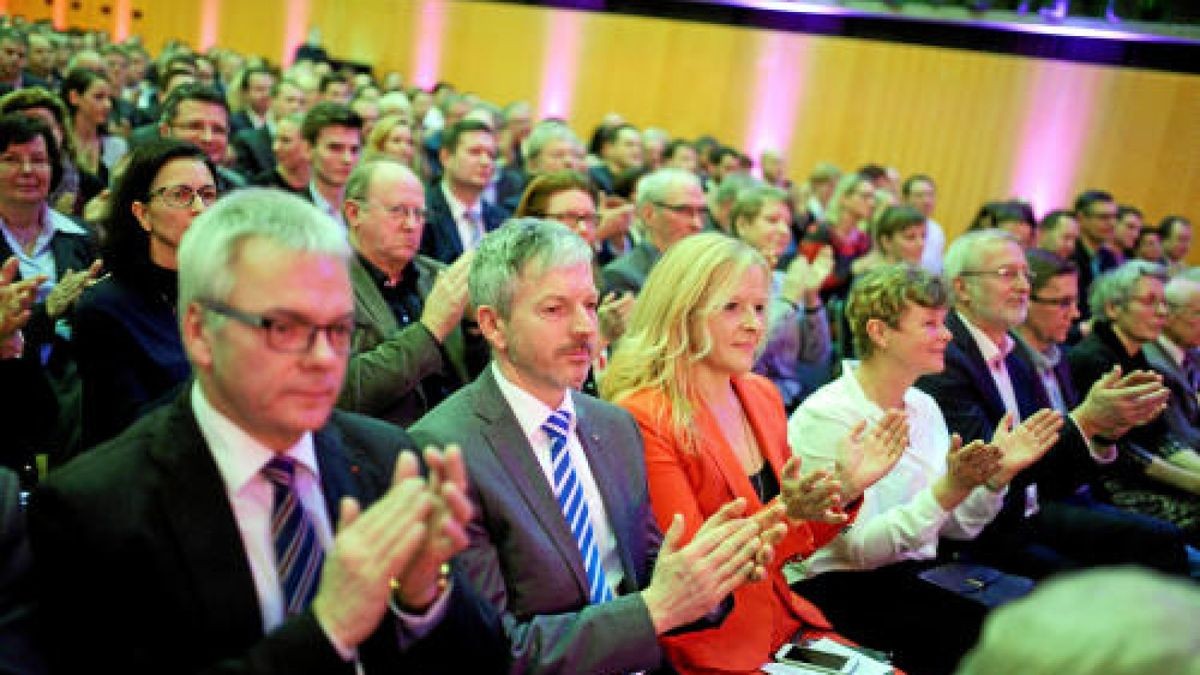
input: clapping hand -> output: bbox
[989,409,1063,488]
[779,456,846,524]
[834,409,909,502]
[45,259,103,319]
[0,256,45,339]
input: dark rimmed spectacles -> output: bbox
[653,202,706,220]
[198,300,358,355]
[1030,295,1077,310]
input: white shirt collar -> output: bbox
[440,180,480,220]
[190,380,319,497]
[957,310,1014,367]
[1157,334,1187,368]
[491,362,577,444]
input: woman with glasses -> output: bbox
[74,139,219,449]
[603,233,908,674]
[61,68,127,188]
[1068,260,1200,542]
[514,171,635,382]
[729,184,834,411]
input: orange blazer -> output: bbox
[618,373,856,675]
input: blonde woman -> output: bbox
[365,113,426,182]
[603,232,906,674]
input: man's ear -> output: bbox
[475,304,505,353]
[180,302,213,371]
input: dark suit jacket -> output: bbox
[916,312,1098,524]
[1143,339,1200,451]
[339,255,483,427]
[419,184,507,264]
[0,468,44,675]
[127,122,161,150]
[600,239,660,296]
[233,125,274,178]
[29,391,506,675]
[1069,241,1119,323]
[410,368,666,674]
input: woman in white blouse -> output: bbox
[787,263,1060,675]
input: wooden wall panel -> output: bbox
[6,0,1200,259]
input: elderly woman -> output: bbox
[1068,261,1200,541]
[0,86,100,216]
[788,264,1059,674]
[74,139,218,449]
[603,232,909,674]
[729,184,833,410]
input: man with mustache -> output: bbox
[412,218,772,673]
[339,158,485,427]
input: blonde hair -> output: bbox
[601,232,768,453]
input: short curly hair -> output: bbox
[846,263,949,359]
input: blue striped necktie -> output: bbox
[542,409,613,604]
[262,456,325,615]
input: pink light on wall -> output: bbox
[282,0,311,66]
[112,0,132,42]
[1009,62,1102,216]
[199,0,221,51]
[411,0,448,90]
[744,32,809,168]
[537,10,584,120]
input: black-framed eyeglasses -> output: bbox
[545,211,599,229]
[149,184,220,209]
[356,200,427,223]
[959,266,1033,284]
[198,300,358,355]
[1030,295,1077,310]
[653,201,706,220]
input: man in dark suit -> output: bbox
[917,231,1189,576]
[233,73,307,178]
[301,102,362,229]
[602,167,705,296]
[339,159,484,427]
[0,29,48,95]
[229,66,275,135]
[158,83,246,191]
[29,189,506,674]
[420,119,506,264]
[412,217,773,673]
[1069,189,1120,328]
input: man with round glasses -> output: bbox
[917,230,1192,578]
[339,158,484,427]
[30,188,507,673]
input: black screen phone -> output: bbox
[778,645,852,672]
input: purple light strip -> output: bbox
[744,31,808,164]
[539,10,585,119]
[412,0,447,90]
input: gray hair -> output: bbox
[178,188,352,322]
[635,167,700,208]
[344,157,420,204]
[1088,259,1169,319]
[521,120,580,164]
[469,217,593,320]
[1166,275,1200,309]
[957,567,1200,675]
[943,229,1020,306]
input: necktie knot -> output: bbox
[262,455,297,487]
[541,409,572,444]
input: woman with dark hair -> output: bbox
[969,200,1035,249]
[73,138,218,450]
[61,68,128,186]
[0,86,102,216]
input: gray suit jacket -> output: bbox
[411,367,665,674]
[601,240,660,296]
[338,255,470,427]
[1143,340,1200,451]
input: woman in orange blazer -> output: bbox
[602,233,907,675]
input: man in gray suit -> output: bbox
[412,218,772,674]
[339,159,484,427]
[1144,275,1200,453]
[601,168,705,296]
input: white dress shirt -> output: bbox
[309,181,347,230]
[920,218,946,274]
[957,311,1021,421]
[785,362,1004,581]
[491,363,625,596]
[440,182,485,254]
